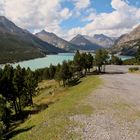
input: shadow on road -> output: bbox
[105,72,126,75]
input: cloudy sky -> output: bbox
[0,0,140,40]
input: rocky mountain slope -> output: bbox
[36,30,77,51]
[84,34,116,48]
[111,25,140,55]
[0,16,64,64]
[70,34,103,50]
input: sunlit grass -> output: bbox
[11,76,101,140]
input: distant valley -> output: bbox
[0,16,140,64]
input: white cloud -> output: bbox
[0,0,5,15]
[60,8,72,20]
[1,0,72,36]
[68,0,140,40]
[73,0,90,10]
[1,0,140,41]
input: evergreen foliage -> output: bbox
[111,55,123,65]
[0,65,38,137]
[94,49,109,73]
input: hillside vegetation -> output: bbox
[0,50,108,139]
[11,76,101,140]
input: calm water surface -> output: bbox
[12,53,74,70]
[1,53,134,71]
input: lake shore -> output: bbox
[0,53,135,71]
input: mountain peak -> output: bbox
[93,34,111,39]
[40,29,47,34]
[72,34,85,40]
[37,30,56,37]
[83,34,116,48]
[94,34,106,37]
[36,30,76,51]
[0,16,24,34]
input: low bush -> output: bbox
[129,67,139,72]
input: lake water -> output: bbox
[1,53,134,71]
[12,53,74,70]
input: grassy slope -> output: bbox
[11,76,101,140]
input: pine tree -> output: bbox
[49,64,56,79]
[74,50,83,77]
[13,65,25,114]
[25,68,37,105]
[55,64,61,85]
[86,53,93,72]
[59,61,70,86]
[95,49,109,73]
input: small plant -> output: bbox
[129,67,139,72]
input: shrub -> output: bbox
[129,67,139,72]
[123,58,137,65]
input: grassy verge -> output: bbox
[11,76,101,140]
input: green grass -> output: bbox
[11,76,101,140]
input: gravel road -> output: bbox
[70,65,140,140]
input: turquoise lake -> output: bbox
[1,53,134,71]
[12,53,74,70]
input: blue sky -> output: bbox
[0,0,140,40]
[61,0,140,30]
[61,0,114,30]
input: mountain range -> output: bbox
[69,34,102,50]
[0,16,139,64]
[0,16,64,64]
[36,30,116,51]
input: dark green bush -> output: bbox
[129,67,139,72]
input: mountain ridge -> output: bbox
[70,34,115,50]
[84,34,116,48]
[36,30,77,51]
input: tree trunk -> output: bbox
[98,66,101,73]
[103,64,106,73]
[18,97,22,114]
[29,92,33,105]
[84,69,87,76]
[13,100,18,115]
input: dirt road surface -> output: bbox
[70,65,140,140]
